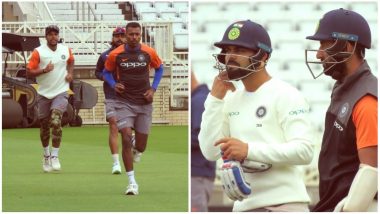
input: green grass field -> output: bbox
[2,126,188,211]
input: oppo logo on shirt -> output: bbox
[334,121,344,132]
[228,112,240,117]
[119,62,147,68]
[289,108,309,116]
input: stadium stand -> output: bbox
[131,1,188,50]
[172,1,188,12]
[192,1,378,211]
[154,1,171,11]
[317,2,349,12]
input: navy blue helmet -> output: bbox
[306,8,371,48]
[305,8,371,80]
[213,20,272,81]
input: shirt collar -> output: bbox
[125,43,141,52]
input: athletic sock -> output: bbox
[131,136,136,148]
[127,171,136,184]
[112,154,119,165]
[43,146,50,157]
[51,147,60,157]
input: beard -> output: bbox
[323,61,346,81]
[225,65,251,81]
[224,59,262,81]
[112,40,123,47]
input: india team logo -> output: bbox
[138,54,145,62]
[228,27,240,40]
[338,103,350,119]
[256,106,266,118]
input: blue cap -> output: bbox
[214,20,272,54]
[306,8,371,49]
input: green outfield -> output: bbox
[2,126,188,211]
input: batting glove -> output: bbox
[220,159,251,201]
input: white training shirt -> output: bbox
[199,78,314,211]
[28,44,73,99]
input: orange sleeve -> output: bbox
[67,48,74,64]
[27,50,40,70]
[105,45,124,72]
[352,95,378,149]
[141,44,162,69]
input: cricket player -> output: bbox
[199,20,315,211]
[27,25,74,172]
[305,8,378,212]
[103,22,164,195]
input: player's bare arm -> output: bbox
[65,61,74,82]
[358,146,377,167]
[27,60,54,77]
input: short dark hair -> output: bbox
[45,25,59,36]
[126,22,141,30]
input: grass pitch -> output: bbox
[2,126,188,211]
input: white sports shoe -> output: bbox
[112,163,121,174]
[131,134,142,162]
[132,148,142,163]
[51,156,61,171]
[125,183,139,195]
[42,156,52,172]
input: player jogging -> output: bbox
[27,25,74,172]
[103,22,164,195]
[95,27,127,174]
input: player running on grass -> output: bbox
[199,20,315,211]
[27,25,74,172]
[103,22,164,195]
[95,27,130,174]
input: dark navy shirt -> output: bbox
[104,43,162,105]
[191,84,216,179]
[313,61,378,211]
[95,47,117,99]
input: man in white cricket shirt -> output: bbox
[199,20,315,212]
[27,25,74,173]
